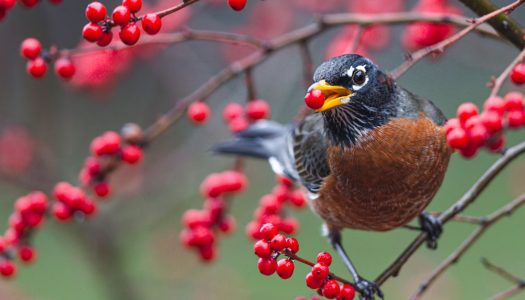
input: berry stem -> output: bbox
[489,47,525,97]
[156,0,200,18]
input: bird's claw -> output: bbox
[356,278,383,300]
[419,212,443,249]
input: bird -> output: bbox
[212,54,452,299]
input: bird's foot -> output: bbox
[356,278,384,300]
[418,212,442,249]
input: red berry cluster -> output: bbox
[0,0,62,21]
[180,170,247,261]
[83,0,162,47]
[305,252,355,299]
[227,0,247,11]
[445,92,525,158]
[20,38,76,79]
[52,182,97,221]
[0,192,48,277]
[246,176,305,240]
[84,130,144,197]
[510,63,525,85]
[222,100,271,133]
[254,223,298,279]
[403,0,461,51]
[304,90,326,110]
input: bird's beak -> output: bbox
[307,80,352,112]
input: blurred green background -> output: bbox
[0,0,524,299]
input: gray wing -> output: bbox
[292,113,330,193]
[396,87,447,126]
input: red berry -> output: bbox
[457,102,478,123]
[484,96,505,115]
[487,136,505,153]
[52,202,72,221]
[119,23,141,46]
[228,116,249,133]
[289,190,306,207]
[102,131,122,154]
[20,38,41,60]
[121,145,143,164]
[187,102,211,124]
[254,239,272,258]
[19,0,38,7]
[504,92,524,111]
[446,127,469,149]
[141,13,161,35]
[270,234,286,251]
[277,175,294,187]
[338,283,356,300]
[85,2,107,23]
[112,5,131,26]
[507,110,525,128]
[228,0,247,11]
[459,144,478,158]
[285,237,299,253]
[54,57,75,79]
[322,279,341,299]
[199,245,216,262]
[122,0,141,13]
[304,90,326,110]
[26,57,47,78]
[316,251,332,266]
[218,216,236,233]
[480,111,503,132]
[443,118,460,135]
[97,31,113,47]
[0,260,16,277]
[279,217,298,234]
[510,63,525,85]
[467,124,488,146]
[94,182,111,198]
[82,23,103,42]
[259,223,278,240]
[2,0,16,9]
[223,102,244,122]
[311,263,329,280]
[276,258,294,279]
[246,99,270,120]
[257,257,277,276]
[18,246,36,263]
[305,272,324,289]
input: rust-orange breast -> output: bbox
[312,116,452,232]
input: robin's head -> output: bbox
[309,54,397,146]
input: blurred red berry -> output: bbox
[19,0,38,8]
[121,145,143,164]
[484,96,505,115]
[141,13,162,35]
[487,136,505,153]
[468,124,488,146]
[85,2,106,23]
[20,38,41,60]
[259,223,278,240]
[228,0,247,11]
[339,283,356,300]
[510,63,525,85]
[257,257,277,276]
[480,111,503,132]
[443,118,460,134]
[228,116,249,133]
[317,251,332,266]
[199,245,216,262]
[446,127,468,149]
[94,182,111,198]
[119,23,141,46]
[0,260,16,277]
[52,202,72,221]
[457,102,478,124]
[188,102,211,124]
[223,103,244,122]
[112,5,131,26]
[289,190,306,207]
[304,90,325,110]
[507,110,525,128]
[218,216,236,233]
[276,258,294,279]
[122,0,142,13]
[504,92,524,111]
[26,57,47,78]
[54,58,76,79]
[2,0,16,9]
[18,246,36,263]
[459,144,478,158]
[246,99,270,120]
[83,23,103,42]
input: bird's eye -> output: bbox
[352,70,366,86]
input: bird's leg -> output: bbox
[418,211,443,250]
[324,226,384,300]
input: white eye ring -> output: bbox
[351,65,368,91]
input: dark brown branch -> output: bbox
[459,0,525,49]
[391,0,525,79]
[375,141,525,286]
[410,194,525,299]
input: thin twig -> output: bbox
[482,258,525,300]
[409,194,525,299]
[375,141,525,286]
[390,0,525,79]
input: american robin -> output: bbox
[213,54,452,299]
